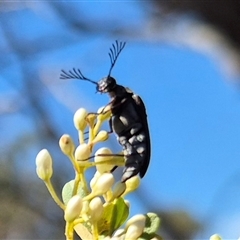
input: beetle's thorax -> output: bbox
[108,84,126,97]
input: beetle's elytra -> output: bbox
[60,41,151,182]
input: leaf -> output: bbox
[62,179,86,205]
[139,212,161,240]
[110,197,129,234]
[98,202,114,235]
[139,233,163,240]
[98,197,129,237]
[144,212,161,234]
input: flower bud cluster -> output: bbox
[35,106,160,240]
[111,214,146,240]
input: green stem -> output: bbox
[93,120,102,136]
[79,131,85,145]
[69,153,90,196]
[79,167,89,194]
[65,222,74,240]
[72,168,89,196]
[92,221,99,240]
[72,171,81,196]
[88,127,94,144]
[45,179,65,210]
[69,153,80,172]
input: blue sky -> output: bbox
[1,2,240,239]
[110,41,240,238]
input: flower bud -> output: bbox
[64,195,83,222]
[111,181,126,200]
[103,237,111,240]
[111,235,125,240]
[89,197,103,222]
[90,171,101,189]
[75,143,91,161]
[97,105,111,122]
[124,200,130,208]
[94,148,115,173]
[36,149,53,181]
[90,131,109,146]
[59,134,75,156]
[125,214,146,240]
[112,228,125,238]
[91,172,115,196]
[92,106,111,135]
[123,175,140,196]
[210,234,222,240]
[85,113,97,129]
[73,108,87,131]
[125,225,143,240]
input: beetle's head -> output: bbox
[97,76,116,93]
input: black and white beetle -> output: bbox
[60,41,150,182]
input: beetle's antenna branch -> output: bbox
[60,68,98,86]
[108,40,126,77]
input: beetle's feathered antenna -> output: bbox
[60,68,98,86]
[108,40,126,77]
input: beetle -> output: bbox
[60,41,150,182]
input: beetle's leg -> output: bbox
[99,97,127,135]
[86,100,113,119]
[87,95,125,118]
[98,96,127,115]
[84,96,127,139]
[77,153,125,170]
[99,102,112,115]
[82,153,125,161]
[83,132,89,142]
[107,116,114,135]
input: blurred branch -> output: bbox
[149,0,240,78]
[0,10,66,239]
[153,0,240,47]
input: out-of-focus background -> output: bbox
[1,1,240,239]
